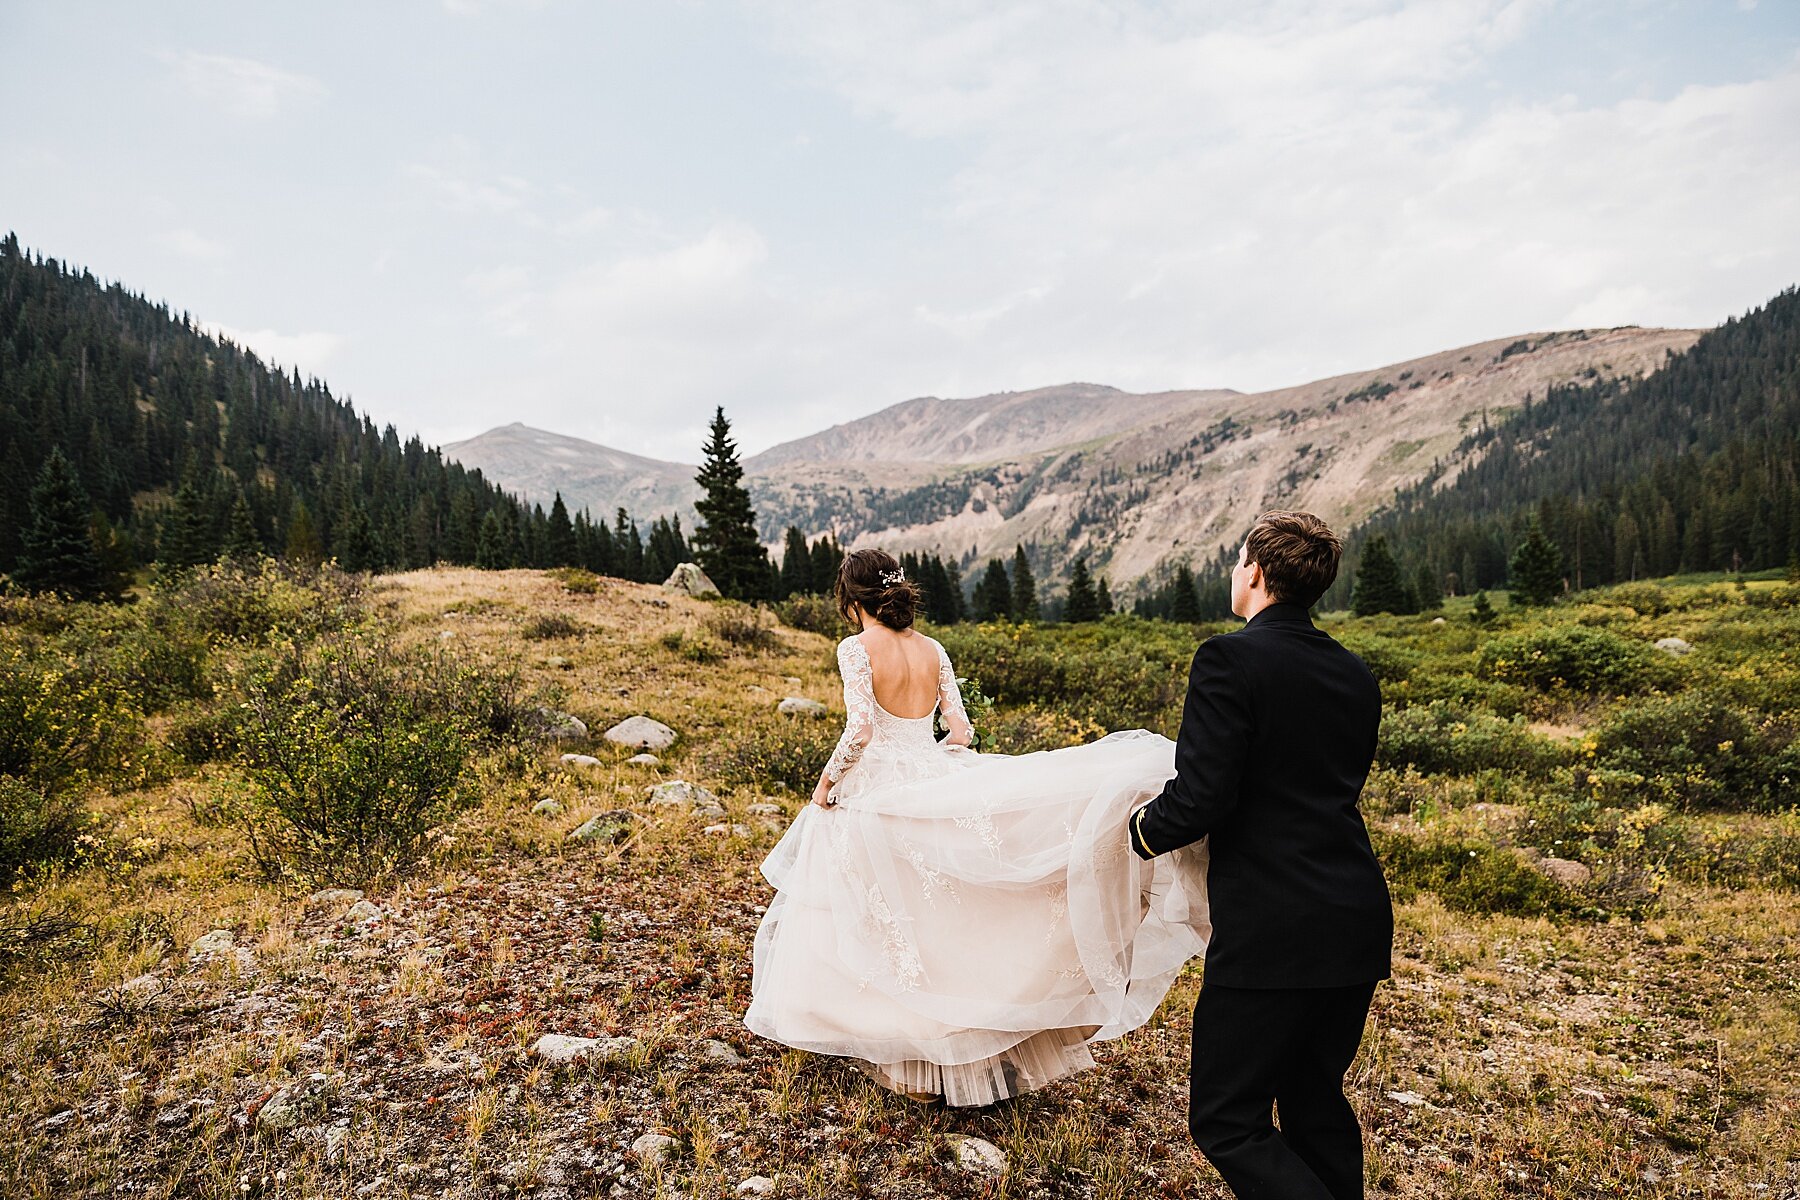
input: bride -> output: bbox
[744,549,1210,1106]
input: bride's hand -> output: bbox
[811,777,836,809]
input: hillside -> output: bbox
[439,423,697,525]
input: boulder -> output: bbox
[646,780,718,810]
[532,1034,639,1065]
[188,929,236,959]
[662,563,720,599]
[777,697,827,718]
[344,900,383,924]
[745,802,783,817]
[949,1134,1007,1174]
[531,797,565,817]
[560,753,602,769]
[528,707,590,743]
[1430,616,1447,625]
[1655,636,1693,657]
[1535,856,1593,887]
[631,1132,679,1165]
[568,811,638,844]
[626,752,660,766]
[604,716,677,752]
[257,1072,339,1132]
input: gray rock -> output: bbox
[1430,616,1447,625]
[306,888,364,909]
[438,629,456,641]
[257,1072,339,1132]
[1386,1089,1432,1108]
[324,1123,349,1163]
[1655,636,1694,657]
[736,1176,775,1196]
[344,900,383,924]
[745,802,783,817]
[626,753,660,766]
[532,797,565,817]
[188,929,236,958]
[949,1134,1007,1173]
[631,1132,679,1165]
[700,1039,745,1066]
[560,753,602,769]
[120,973,164,1000]
[646,780,718,809]
[1535,856,1593,887]
[568,811,638,844]
[530,707,590,743]
[662,563,720,598]
[532,1034,640,1065]
[777,697,827,717]
[604,716,677,752]
[544,655,571,670]
[703,823,753,838]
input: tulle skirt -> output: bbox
[744,729,1210,1106]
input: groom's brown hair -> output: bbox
[1244,510,1341,608]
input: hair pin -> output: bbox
[881,568,906,586]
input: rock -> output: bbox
[1655,636,1693,657]
[529,707,590,743]
[568,811,638,844]
[532,1034,640,1065]
[948,1134,1007,1174]
[544,655,571,670]
[777,697,827,718]
[700,1039,745,1066]
[188,929,236,958]
[604,716,677,752]
[532,797,565,817]
[344,900,383,923]
[703,823,753,838]
[736,1176,775,1196]
[1386,1090,1431,1108]
[120,973,164,1000]
[257,1072,339,1132]
[1535,856,1593,887]
[438,630,456,641]
[662,562,720,598]
[631,1132,679,1165]
[560,753,602,769]
[306,888,364,909]
[42,1109,75,1130]
[782,676,801,686]
[626,753,660,766]
[1430,616,1446,625]
[745,802,783,817]
[324,1123,349,1163]
[646,780,719,810]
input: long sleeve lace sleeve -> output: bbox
[823,637,877,784]
[934,638,974,747]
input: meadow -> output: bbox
[2,562,1797,1199]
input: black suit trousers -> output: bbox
[1188,980,1378,1200]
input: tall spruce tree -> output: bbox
[284,500,324,565]
[1351,535,1411,616]
[1065,556,1100,622]
[1412,561,1443,610]
[779,527,812,597]
[545,493,577,566]
[976,558,1012,621]
[1170,563,1201,623]
[158,477,218,572]
[1095,574,1114,615]
[15,446,108,600]
[475,509,509,569]
[223,489,261,560]
[691,406,768,600]
[1509,522,1565,606]
[1010,546,1039,621]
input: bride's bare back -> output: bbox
[857,627,941,719]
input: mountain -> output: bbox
[440,422,697,525]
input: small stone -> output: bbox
[438,630,456,641]
[662,562,720,598]
[42,1109,75,1130]
[544,655,571,670]
[647,780,718,809]
[532,1034,639,1065]
[777,697,827,718]
[736,1176,775,1196]
[306,888,364,909]
[1535,856,1593,887]
[532,797,565,817]
[1386,1090,1431,1108]
[1430,616,1446,625]
[626,753,660,766]
[1654,636,1693,657]
[344,900,383,923]
[631,1132,679,1165]
[949,1134,1007,1173]
[257,1073,339,1132]
[782,676,801,686]
[700,1039,745,1066]
[325,1124,349,1163]
[530,707,590,743]
[604,716,678,752]
[561,753,602,769]
[188,929,236,958]
[121,973,164,1000]
[568,811,638,844]
[745,802,783,817]
[703,823,753,838]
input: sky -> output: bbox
[3,1,1797,462]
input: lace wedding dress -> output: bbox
[744,633,1210,1106]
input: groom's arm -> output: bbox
[1130,635,1251,860]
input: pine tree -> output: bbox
[1170,563,1201,623]
[89,511,135,601]
[475,510,509,569]
[284,499,324,565]
[223,489,261,560]
[691,407,768,600]
[1509,522,1564,607]
[1412,561,1443,610]
[337,502,380,572]
[809,535,842,593]
[159,476,219,571]
[1351,536,1410,616]
[545,493,577,566]
[976,558,1012,621]
[614,510,645,581]
[1469,590,1497,626]
[1065,556,1099,623]
[14,446,108,600]
[1010,546,1039,621]
[1095,575,1114,616]
[779,527,812,598]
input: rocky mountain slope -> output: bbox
[443,326,1700,594]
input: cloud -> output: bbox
[403,162,537,218]
[204,322,345,375]
[161,228,229,262]
[162,51,326,119]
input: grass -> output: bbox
[1,566,1796,1198]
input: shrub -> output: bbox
[1373,828,1579,917]
[521,612,586,640]
[155,559,362,644]
[235,630,490,885]
[1475,626,1679,694]
[1378,701,1567,777]
[1589,690,1798,811]
[0,642,139,794]
[56,606,213,714]
[702,602,780,650]
[660,629,725,664]
[0,774,88,885]
[546,567,602,594]
[710,716,840,793]
[1335,631,1425,686]
[774,593,842,636]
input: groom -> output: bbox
[1130,510,1392,1200]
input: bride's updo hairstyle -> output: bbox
[835,548,921,631]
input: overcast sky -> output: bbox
[4,1,1797,461]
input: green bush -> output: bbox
[709,716,840,793]
[0,774,88,884]
[235,630,490,886]
[702,602,780,650]
[0,641,139,794]
[1589,690,1798,811]
[1335,631,1425,686]
[774,593,842,636]
[1475,626,1679,694]
[1378,701,1567,777]
[521,612,586,640]
[154,559,362,644]
[1374,828,1579,917]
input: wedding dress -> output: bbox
[744,633,1211,1106]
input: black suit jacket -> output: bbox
[1131,601,1392,989]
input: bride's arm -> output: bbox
[934,639,974,748]
[815,637,876,807]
